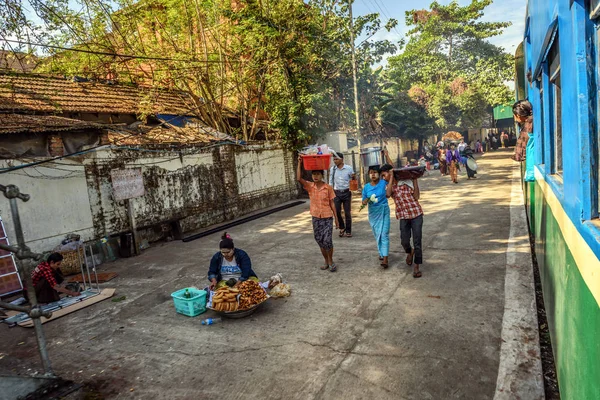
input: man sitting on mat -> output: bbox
[26,253,81,303]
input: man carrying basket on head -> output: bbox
[329,153,355,238]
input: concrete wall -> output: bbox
[0,143,298,253]
[0,160,95,253]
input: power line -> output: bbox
[1,39,237,64]
[363,0,403,39]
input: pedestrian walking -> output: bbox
[329,153,355,238]
[438,146,448,176]
[385,167,425,278]
[464,146,478,180]
[446,143,461,184]
[361,165,391,269]
[475,140,483,153]
[297,156,339,272]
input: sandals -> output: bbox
[413,270,422,278]
[339,229,345,237]
[320,265,329,270]
[380,263,389,269]
[406,250,415,266]
[344,232,353,238]
[329,264,337,273]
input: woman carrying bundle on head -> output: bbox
[207,232,258,291]
[361,164,391,269]
[297,156,339,272]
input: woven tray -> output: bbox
[59,248,85,276]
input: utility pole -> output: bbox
[349,0,363,186]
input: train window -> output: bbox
[548,37,562,175]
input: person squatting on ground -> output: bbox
[26,253,80,304]
[446,143,462,184]
[362,164,391,269]
[297,156,340,272]
[207,232,258,290]
[512,100,533,162]
[329,153,355,238]
[386,166,425,278]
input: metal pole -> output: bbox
[0,185,54,376]
[349,0,362,188]
[83,245,93,292]
[76,243,87,291]
[90,244,100,292]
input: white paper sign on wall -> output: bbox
[111,169,145,201]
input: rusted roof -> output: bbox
[108,124,221,145]
[0,113,104,134]
[0,73,195,116]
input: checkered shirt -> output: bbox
[392,184,423,220]
[31,262,57,287]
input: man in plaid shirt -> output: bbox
[383,156,425,278]
[28,253,80,303]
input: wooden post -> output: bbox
[351,151,358,188]
[127,198,141,256]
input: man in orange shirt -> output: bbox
[297,156,339,272]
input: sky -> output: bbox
[353,0,527,61]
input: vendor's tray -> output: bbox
[210,298,268,318]
[207,280,269,319]
[394,166,426,180]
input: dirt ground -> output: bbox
[0,150,543,400]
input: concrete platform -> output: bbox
[0,150,543,399]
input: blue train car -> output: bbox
[518,1,600,398]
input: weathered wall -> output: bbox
[0,143,297,253]
[0,160,95,253]
[85,143,297,243]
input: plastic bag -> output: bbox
[270,283,291,298]
[524,134,535,182]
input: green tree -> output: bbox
[0,0,399,148]
[385,0,513,132]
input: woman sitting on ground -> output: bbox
[207,233,258,290]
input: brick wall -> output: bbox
[47,134,65,156]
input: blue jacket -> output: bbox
[207,248,257,282]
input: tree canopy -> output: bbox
[0,0,399,148]
[0,0,514,147]
[385,0,513,136]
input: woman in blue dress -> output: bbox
[361,165,391,269]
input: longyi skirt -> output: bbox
[312,217,333,250]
